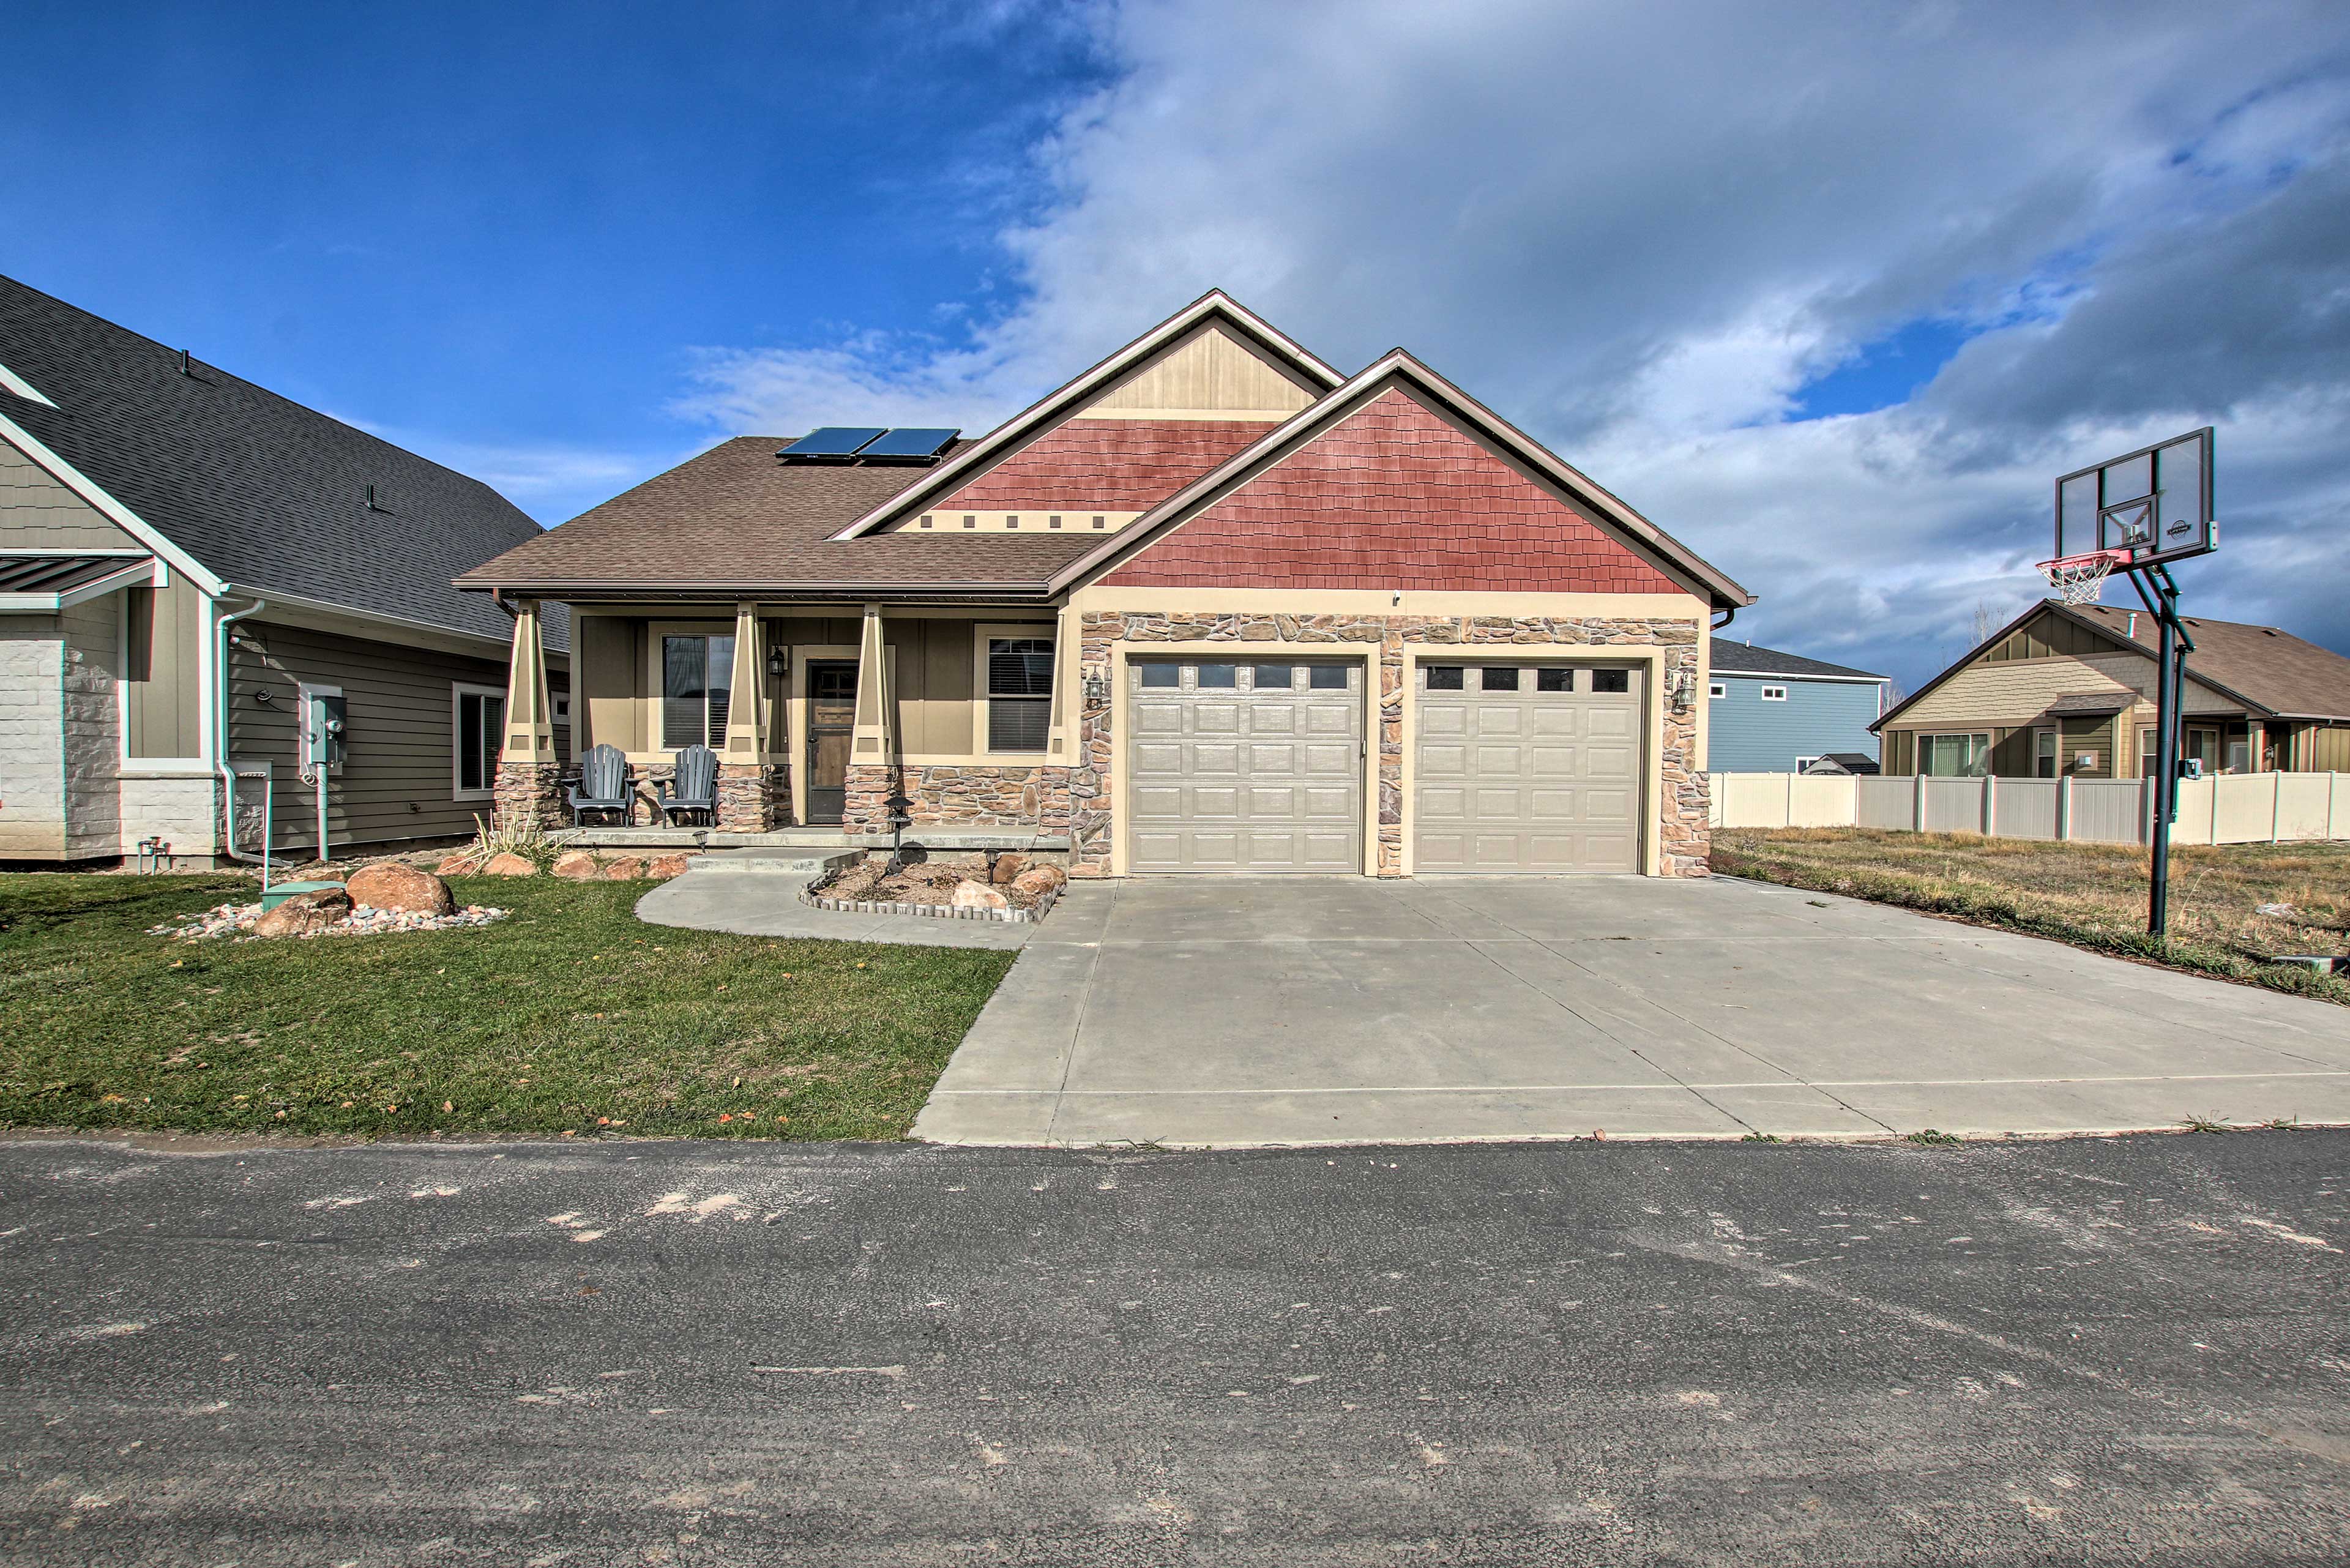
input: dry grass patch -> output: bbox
[1712,828,2350,1007]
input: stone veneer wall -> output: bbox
[0,618,68,859]
[716,762,781,832]
[492,760,563,832]
[59,596,122,860]
[1072,610,1710,878]
[840,762,1070,837]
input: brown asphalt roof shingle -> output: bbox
[2068,603,2350,721]
[456,436,1102,598]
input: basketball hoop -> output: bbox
[2037,547,2133,605]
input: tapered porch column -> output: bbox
[493,597,562,829]
[716,602,776,831]
[841,603,898,834]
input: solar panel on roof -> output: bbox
[857,427,961,462]
[777,427,887,460]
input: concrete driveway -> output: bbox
[911,875,2350,1146]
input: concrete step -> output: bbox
[684,848,862,876]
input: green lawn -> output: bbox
[0,873,1015,1140]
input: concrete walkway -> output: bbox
[634,865,1035,950]
[912,875,2350,1146]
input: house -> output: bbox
[458,291,1751,877]
[1873,600,2350,778]
[1705,639,1887,773]
[0,274,565,865]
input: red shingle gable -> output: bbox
[936,417,1274,512]
[1100,389,1682,592]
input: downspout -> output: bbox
[213,597,269,878]
[1711,606,1738,632]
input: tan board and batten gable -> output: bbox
[461,289,1751,879]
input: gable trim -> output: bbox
[0,359,57,409]
[829,291,1344,540]
[0,412,226,595]
[1046,350,1752,608]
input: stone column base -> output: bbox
[717,763,783,832]
[840,764,901,836]
[493,761,563,833]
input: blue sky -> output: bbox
[6,2,2348,692]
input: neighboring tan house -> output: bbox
[458,291,1752,877]
[0,274,565,865]
[1706,639,1887,773]
[1874,600,2350,779]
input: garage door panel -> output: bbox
[1126,661,1363,873]
[1414,662,1643,874]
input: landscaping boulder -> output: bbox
[346,861,456,916]
[551,849,605,880]
[1010,864,1067,900]
[600,854,647,880]
[482,852,538,876]
[254,887,350,938]
[991,852,1030,886]
[646,853,692,881]
[435,852,478,876]
[951,878,1010,912]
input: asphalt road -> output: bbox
[2,1132,2346,1566]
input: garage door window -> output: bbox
[1308,665,1348,690]
[1593,668,1630,693]
[1480,667,1520,692]
[1425,666,1464,691]
[1250,665,1294,691]
[1196,663,1237,689]
[1537,668,1573,692]
[1140,663,1179,689]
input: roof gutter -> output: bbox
[457,578,1058,602]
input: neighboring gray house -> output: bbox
[1707,639,1888,773]
[0,274,565,864]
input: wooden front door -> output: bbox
[805,661,857,825]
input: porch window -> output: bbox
[2035,728,2056,778]
[1919,732,1990,777]
[986,637,1054,752]
[662,633,733,750]
[453,684,504,798]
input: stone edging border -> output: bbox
[798,880,1061,925]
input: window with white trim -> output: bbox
[1760,684,1788,701]
[2035,728,2056,778]
[1918,732,1991,777]
[1796,755,1821,772]
[1709,682,1726,699]
[453,683,505,798]
[661,633,734,749]
[985,636,1054,752]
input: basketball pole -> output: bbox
[2128,563,2193,938]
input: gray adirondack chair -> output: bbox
[657,745,719,826]
[567,743,634,826]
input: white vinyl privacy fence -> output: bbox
[1709,771,2350,846]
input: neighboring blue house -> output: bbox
[1708,640,1889,773]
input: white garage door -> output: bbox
[1127,659,1363,873]
[1414,661,1643,873]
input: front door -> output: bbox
[805,661,857,825]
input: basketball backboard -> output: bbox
[2054,427,2215,569]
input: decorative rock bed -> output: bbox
[803,854,1067,925]
[153,898,509,943]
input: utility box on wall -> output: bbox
[299,685,347,774]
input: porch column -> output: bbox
[2248,719,2267,772]
[716,602,775,831]
[1046,603,1075,760]
[493,597,562,830]
[842,603,898,834]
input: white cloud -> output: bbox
[674,0,2350,683]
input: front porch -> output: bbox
[489,597,1084,851]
